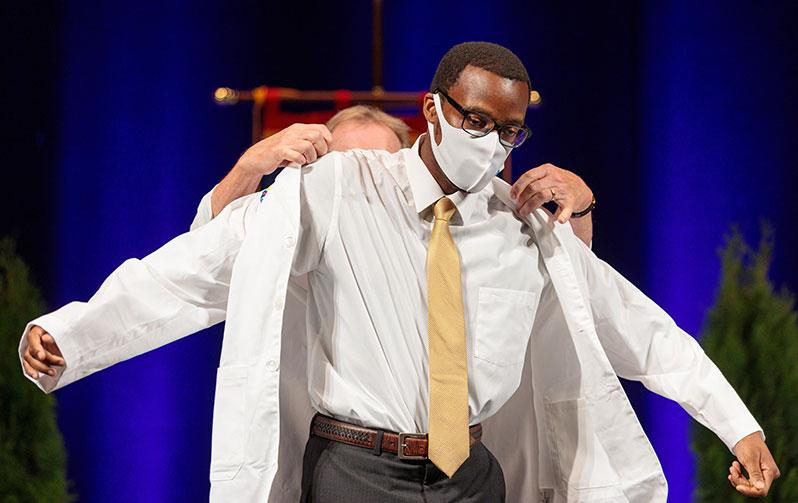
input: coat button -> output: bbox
[267,360,279,371]
[284,235,296,248]
[274,298,283,311]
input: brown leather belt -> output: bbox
[310,414,483,461]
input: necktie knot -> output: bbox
[433,197,457,222]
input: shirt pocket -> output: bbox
[474,287,538,366]
[209,365,248,481]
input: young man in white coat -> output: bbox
[20,42,777,501]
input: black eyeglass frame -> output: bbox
[434,88,531,148]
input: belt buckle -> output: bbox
[397,432,427,460]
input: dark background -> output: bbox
[2,1,796,501]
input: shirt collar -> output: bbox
[404,135,479,224]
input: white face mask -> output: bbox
[428,93,511,193]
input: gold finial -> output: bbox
[214,87,239,105]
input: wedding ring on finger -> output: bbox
[550,188,556,201]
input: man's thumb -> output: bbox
[746,456,765,489]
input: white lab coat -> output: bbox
[20,156,760,503]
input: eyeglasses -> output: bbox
[435,88,531,148]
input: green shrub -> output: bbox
[0,238,72,502]
[692,229,798,501]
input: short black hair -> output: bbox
[430,41,531,95]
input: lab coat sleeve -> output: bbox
[569,233,763,453]
[19,192,261,393]
[189,186,217,231]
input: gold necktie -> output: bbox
[427,196,469,478]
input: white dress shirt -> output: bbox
[294,137,549,433]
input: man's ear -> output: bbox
[422,92,437,124]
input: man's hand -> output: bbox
[210,124,333,218]
[22,325,65,379]
[236,123,333,175]
[729,432,780,497]
[509,163,593,223]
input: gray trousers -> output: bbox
[300,434,506,502]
